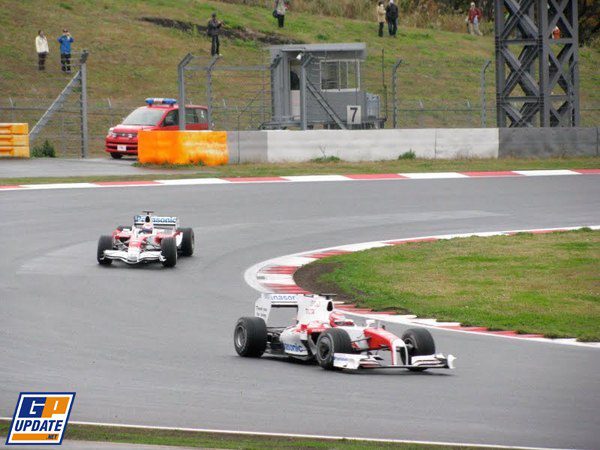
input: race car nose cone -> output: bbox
[128,249,140,262]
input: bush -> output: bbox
[398,150,416,160]
[31,140,56,158]
[311,156,341,163]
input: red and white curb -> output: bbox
[244,226,600,348]
[1,168,598,191]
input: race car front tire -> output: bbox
[161,237,177,267]
[401,328,436,371]
[97,235,114,265]
[316,328,353,370]
[234,317,267,357]
[179,227,195,257]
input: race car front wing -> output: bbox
[333,353,456,370]
[102,249,165,264]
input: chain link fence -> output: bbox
[0,97,132,157]
[2,49,598,158]
[179,53,273,132]
[389,101,600,129]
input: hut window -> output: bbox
[320,60,359,91]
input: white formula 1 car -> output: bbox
[234,294,456,371]
[97,211,194,267]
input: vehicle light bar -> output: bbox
[145,98,177,106]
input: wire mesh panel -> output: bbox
[181,53,271,131]
[0,51,89,157]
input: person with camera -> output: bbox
[57,29,74,73]
[207,13,223,56]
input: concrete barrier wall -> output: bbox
[435,128,499,159]
[226,131,268,164]
[499,127,599,158]
[232,129,500,163]
[138,127,598,165]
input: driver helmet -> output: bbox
[141,216,154,233]
[329,312,355,327]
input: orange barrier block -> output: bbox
[0,123,29,135]
[0,134,28,146]
[138,130,228,166]
[0,146,30,158]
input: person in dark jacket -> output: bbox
[386,0,399,37]
[207,13,223,56]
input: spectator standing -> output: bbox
[35,30,49,71]
[467,2,483,36]
[274,0,287,29]
[552,25,561,39]
[207,12,223,56]
[57,29,74,73]
[386,0,399,37]
[376,1,386,38]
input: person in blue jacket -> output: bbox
[57,29,74,73]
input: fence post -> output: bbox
[79,50,89,158]
[299,55,313,131]
[480,59,491,127]
[9,97,16,123]
[206,55,220,130]
[391,59,402,128]
[107,98,113,126]
[177,53,194,130]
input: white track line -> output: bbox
[1,169,597,192]
[0,417,572,450]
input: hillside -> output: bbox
[0,0,598,153]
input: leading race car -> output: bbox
[97,211,194,267]
[234,293,456,372]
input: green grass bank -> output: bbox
[295,229,600,341]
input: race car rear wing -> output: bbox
[255,294,300,322]
[133,215,179,229]
[254,293,335,323]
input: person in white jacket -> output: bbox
[35,30,49,71]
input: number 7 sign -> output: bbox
[346,105,362,125]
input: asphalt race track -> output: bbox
[1,175,599,448]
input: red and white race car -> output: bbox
[234,294,456,371]
[97,211,194,267]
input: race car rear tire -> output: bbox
[161,237,177,267]
[97,235,113,266]
[179,227,194,257]
[316,328,353,370]
[234,317,267,357]
[110,153,123,159]
[401,328,436,371]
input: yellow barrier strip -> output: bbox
[138,130,228,166]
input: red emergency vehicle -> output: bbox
[105,98,209,159]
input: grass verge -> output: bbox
[1,157,598,185]
[0,420,478,449]
[294,229,600,342]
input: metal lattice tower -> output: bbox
[494,0,580,127]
